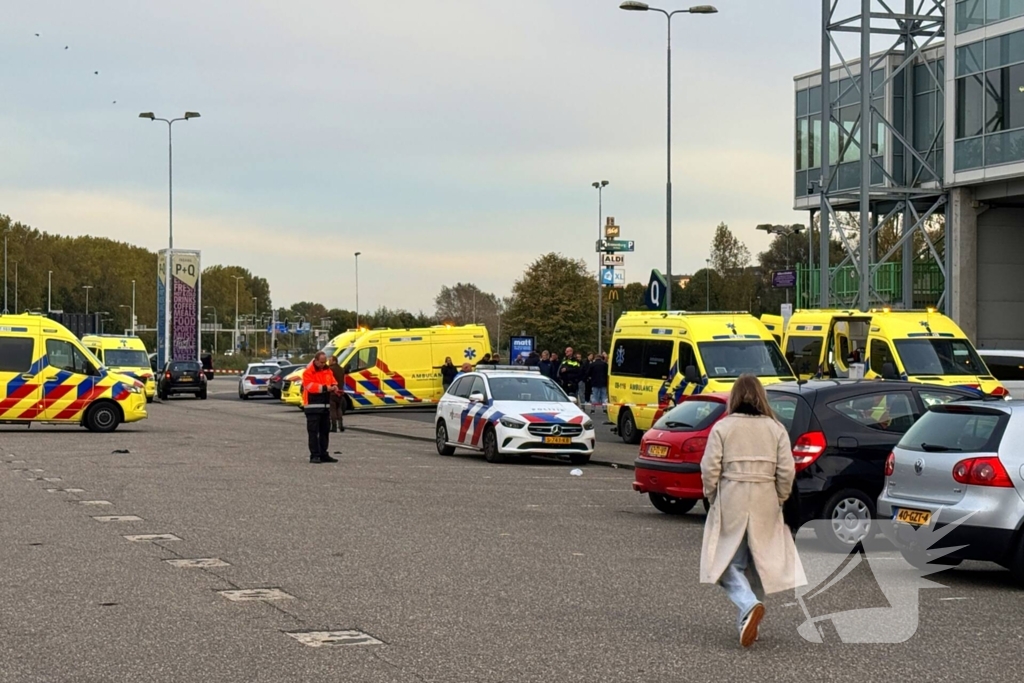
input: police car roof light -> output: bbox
[476,365,540,374]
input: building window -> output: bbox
[956,0,1024,32]
[955,31,1024,169]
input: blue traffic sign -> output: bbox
[645,269,668,311]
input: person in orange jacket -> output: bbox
[302,351,341,464]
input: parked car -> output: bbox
[263,358,293,369]
[878,400,1023,576]
[158,360,207,400]
[977,349,1024,398]
[633,393,729,514]
[268,364,302,399]
[765,380,978,552]
[238,363,281,399]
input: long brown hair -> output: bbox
[727,374,776,420]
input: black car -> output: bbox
[158,360,208,400]
[765,380,979,552]
[268,364,302,399]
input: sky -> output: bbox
[0,0,822,314]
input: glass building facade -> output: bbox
[955,0,1024,33]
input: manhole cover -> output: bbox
[286,630,383,647]
[79,500,112,506]
[165,558,230,569]
[219,588,294,602]
[93,515,143,522]
[123,534,181,542]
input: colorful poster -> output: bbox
[171,251,201,362]
[157,251,168,369]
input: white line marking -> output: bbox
[940,597,971,601]
[165,558,230,568]
[79,500,112,506]
[286,630,383,647]
[219,588,294,602]
[93,515,143,522]
[124,534,181,542]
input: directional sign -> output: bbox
[601,267,626,287]
[645,269,668,311]
[596,239,635,253]
[602,253,626,267]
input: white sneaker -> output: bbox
[740,603,765,648]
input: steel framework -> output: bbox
[816,0,950,312]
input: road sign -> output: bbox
[606,288,620,302]
[645,269,668,311]
[781,303,793,329]
[602,253,626,267]
[604,217,620,239]
[772,270,797,289]
[601,267,625,287]
[596,239,635,253]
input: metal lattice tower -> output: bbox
[817,0,950,311]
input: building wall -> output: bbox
[977,206,1024,348]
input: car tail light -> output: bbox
[165,371,172,380]
[246,376,255,383]
[991,386,1010,398]
[952,456,1013,488]
[884,452,895,477]
[792,431,826,471]
[681,436,708,453]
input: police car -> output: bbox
[434,366,596,465]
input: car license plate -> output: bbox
[646,444,669,457]
[543,436,572,445]
[179,377,193,382]
[894,508,931,526]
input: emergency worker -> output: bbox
[302,352,340,464]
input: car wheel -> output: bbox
[483,426,505,463]
[648,493,697,515]
[618,409,641,445]
[569,453,591,466]
[240,392,249,400]
[199,390,207,400]
[820,488,875,553]
[158,390,168,401]
[435,421,456,456]
[84,402,120,433]
[145,396,154,404]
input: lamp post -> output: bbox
[82,285,93,315]
[13,261,17,313]
[232,275,244,353]
[204,305,218,355]
[2,229,7,314]
[139,110,201,366]
[705,259,711,311]
[756,224,805,304]
[253,296,258,355]
[592,180,609,353]
[119,304,132,334]
[131,279,136,335]
[354,252,362,328]
[47,270,53,313]
[619,1,717,311]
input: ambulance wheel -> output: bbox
[618,409,642,445]
[435,421,455,456]
[84,402,121,433]
[483,427,505,464]
[648,493,697,515]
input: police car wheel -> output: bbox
[619,410,641,445]
[435,421,456,456]
[483,427,505,464]
[84,402,120,433]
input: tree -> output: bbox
[502,253,598,354]
[709,222,751,273]
[434,282,501,348]
[707,223,756,310]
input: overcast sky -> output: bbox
[1,0,820,313]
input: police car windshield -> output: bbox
[697,340,792,379]
[895,339,988,376]
[488,376,567,402]
[103,350,150,368]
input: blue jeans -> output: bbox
[718,535,765,632]
[591,386,608,408]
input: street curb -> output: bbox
[345,426,635,471]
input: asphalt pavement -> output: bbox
[1,377,1022,682]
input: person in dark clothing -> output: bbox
[525,351,540,367]
[547,352,560,380]
[558,347,582,396]
[589,352,609,414]
[441,357,458,390]
[327,355,347,433]
[302,352,340,464]
[538,350,551,376]
[477,353,492,366]
[582,352,594,404]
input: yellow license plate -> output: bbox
[543,436,572,445]
[894,508,932,526]
[179,377,193,382]
[646,444,669,457]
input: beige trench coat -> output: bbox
[699,414,807,594]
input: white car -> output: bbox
[238,363,281,399]
[434,368,596,464]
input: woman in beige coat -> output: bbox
[700,374,806,647]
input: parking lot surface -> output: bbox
[2,379,1023,682]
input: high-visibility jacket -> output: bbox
[302,362,338,409]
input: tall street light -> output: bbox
[119,304,132,334]
[47,270,53,313]
[131,279,136,335]
[139,110,201,366]
[253,296,258,355]
[82,285,94,315]
[705,259,711,312]
[354,252,362,328]
[756,224,805,304]
[2,228,7,314]
[619,2,717,311]
[592,180,609,354]
[232,275,244,353]
[204,305,218,355]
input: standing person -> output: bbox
[699,374,806,648]
[558,347,581,396]
[441,357,458,390]
[490,353,502,365]
[584,353,595,405]
[547,352,560,380]
[327,355,347,433]
[455,362,473,378]
[302,352,341,464]
[589,352,609,414]
[477,353,492,366]
[538,350,551,377]
[525,350,540,367]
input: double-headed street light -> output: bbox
[354,252,362,328]
[592,180,609,354]
[619,1,717,311]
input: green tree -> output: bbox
[503,253,597,353]
[434,282,501,347]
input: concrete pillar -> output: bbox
[949,187,978,342]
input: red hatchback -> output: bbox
[632,393,729,515]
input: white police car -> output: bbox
[434,367,596,465]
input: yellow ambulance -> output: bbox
[82,335,157,402]
[608,312,794,443]
[280,366,304,409]
[779,308,1007,396]
[0,314,148,431]
[760,314,784,345]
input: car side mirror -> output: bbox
[684,365,700,384]
[569,396,579,405]
[469,392,486,403]
[882,361,899,380]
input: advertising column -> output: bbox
[171,250,201,362]
[157,250,168,369]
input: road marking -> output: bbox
[79,500,112,506]
[28,469,44,473]
[93,515,143,522]
[42,477,62,482]
[45,487,85,493]
[572,553,585,557]
[286,630,383,648]
[124,534,181,542]
[165,558,230,569]
[219,588,294,602]
[940,597,971,602]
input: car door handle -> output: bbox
[20,374,35,380]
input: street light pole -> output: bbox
[757,224,805,306]
[253,296,258,355]
[47,270,53,313]
[2,231,7,315]
[592,180,609,354]
[619,2,717,312]
[139,111,201,365]
[705,259,711,311]
[205,306,217,355]
[13,261,17,313]
[83,285,93,316]
[131,279,136,335]
[232,275,244,354]
[354,252,362,328]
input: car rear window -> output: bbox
[170,361,201,371]
[898,406,1009,453]
[652,400,726,432]
[248,365,278,375]
[767,393,801,433]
